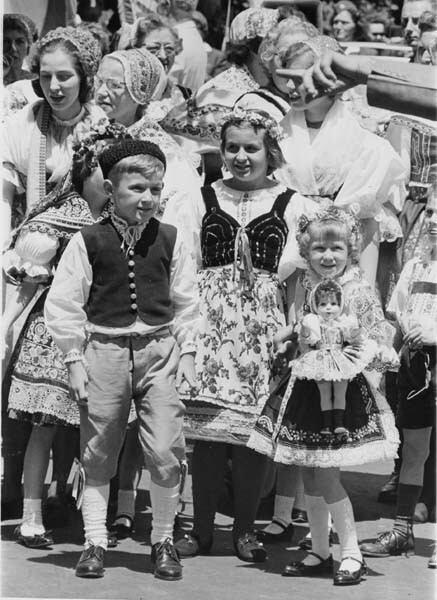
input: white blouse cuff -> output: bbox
[3,248,52,283]
[63,349,86,365]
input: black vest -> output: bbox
[81,217,176,327]
[200,186,294,273]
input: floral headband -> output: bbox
[297,204,360,235]
[220,106,284,141]
[72,119,133,171]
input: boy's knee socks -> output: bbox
[82,483,110,549]
[149,481,180,546]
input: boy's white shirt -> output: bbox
[44,226,199,359]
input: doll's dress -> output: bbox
[291,313,377,381]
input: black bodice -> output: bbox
[200,185,294,273]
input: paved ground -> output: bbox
[1,459,436,600]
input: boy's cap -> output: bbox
[98,139,166,178]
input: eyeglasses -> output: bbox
[145,44,176,56]
[95,76,126,92]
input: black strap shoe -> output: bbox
[282,551,333,577]
[15,526,54,549]
[75,545,105,578]
[360,526,415,557]
[234,532,267,563]
[333,557,367,586]
[151,538,183,580]
[258,520,294,543]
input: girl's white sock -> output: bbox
[21,498,44,536]
[328,496,362,572]
[82,483,110,549]
[149,481,180,546]
[302,495,331,566]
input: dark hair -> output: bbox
[332,1,367,41]
[30,39,90,103]
[78,22,111,56]
[4,13,38,46]
[220,113,285,176]
[225,38,260,66]
[313,279,343,308]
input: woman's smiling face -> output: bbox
[95,57,138,124]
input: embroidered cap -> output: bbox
[99,139,166,178]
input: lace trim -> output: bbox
[390,114,436,135]
[63,350,86,365]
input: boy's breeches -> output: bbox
[79,330,185,483]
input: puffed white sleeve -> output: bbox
[44,232,92,363]
[299,313,322,346]
[334,134,407,219]
[278,192,319,282]
[386,259,415,333]
[3,227,59,283]
[2,103,35,192]
[169,230,200,354]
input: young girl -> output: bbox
[174,108,317,563]
[2,121,131,548]
[293,278,376,437]
[248,205,399,585]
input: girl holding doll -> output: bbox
[248,205,399,585]
[174,108,317,563]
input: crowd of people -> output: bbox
[1,0,436,588]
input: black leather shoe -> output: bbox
[109,514,134,540]
[174,532,212,557]
[258,520,294,543]
[291,509,308,524]
[75,545,105,578]
[151,538,183,580]
[377,471,399,504]
[298,528,335,551]
[333,557,367,586]
[282,552,333,577]
[234,532,267,562]
[360,527,415,557]
[15,526,54,548]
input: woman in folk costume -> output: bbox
[172,108,317,563]
[2,26,106,242]
[94,46,202,228]
[2,121,132,548]
[265,35,407,287]
[1,25,105,522]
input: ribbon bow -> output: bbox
[233,227,255,296]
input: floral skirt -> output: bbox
[7,290,79,427]
[183,266,286,445]
[247,368,399,468]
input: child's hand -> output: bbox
[176,353,197,390]
[273,324,295,354]
[404,323,436,349]
[67,361,89,406]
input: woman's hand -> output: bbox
[404,323,436,349]
[67,361,89,406]
[176,352,197,390]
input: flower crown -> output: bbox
[220,106,284,141]
[297,204,360,236]
[72,119,133,170]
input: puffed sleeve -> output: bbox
[3,227,59,284]
[2,103,36,193]
[278,192,318,282]
[334,133,407,220]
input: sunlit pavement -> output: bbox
[1,459,436,600]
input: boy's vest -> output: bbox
[81,217,176,327]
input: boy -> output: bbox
[45,139,199,580]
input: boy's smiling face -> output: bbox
[104,171,164,225]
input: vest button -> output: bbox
[128,260,135,267]
[130,293,137,300]
[131,303,138,311]
[128,272,135,279]
[128,249,134,256]
[129,282,136,289]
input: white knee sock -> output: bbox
[303,495,331,565]
[115,489,136,521]
[21,498,44,536]
[328,497,362,571]
[149,481,180,546]
[82,484,109,550]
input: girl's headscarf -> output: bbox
[108,47,168,106]
[229,7,280,44]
